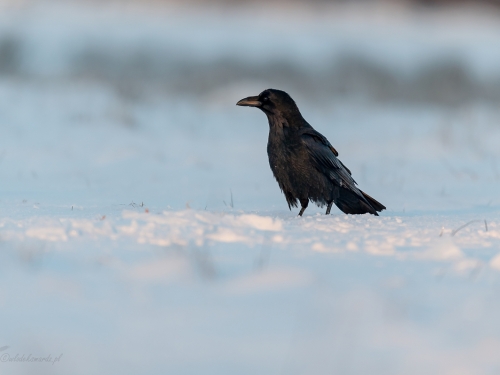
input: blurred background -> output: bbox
[1,0,500,212]
[2,1,500,375]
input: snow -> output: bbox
[1,2,500,375]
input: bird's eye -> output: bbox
[262,97,269,102]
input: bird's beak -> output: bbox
[236,96,261,107]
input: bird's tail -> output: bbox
[361,191,386,212]
[335,188,385,216]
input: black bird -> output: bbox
[237,89,385,216]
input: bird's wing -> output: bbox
[301,127,339,156]
[300,128,360,192]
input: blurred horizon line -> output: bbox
[2,0,500,9]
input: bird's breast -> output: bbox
[267,135,308,183]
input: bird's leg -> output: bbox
[325,201,333,215]
[298,199,309,217]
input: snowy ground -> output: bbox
[1,2,500,375]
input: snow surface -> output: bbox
[1,2,500,375]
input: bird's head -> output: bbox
[236,89,301,119]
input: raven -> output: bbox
[237,89,385,216]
